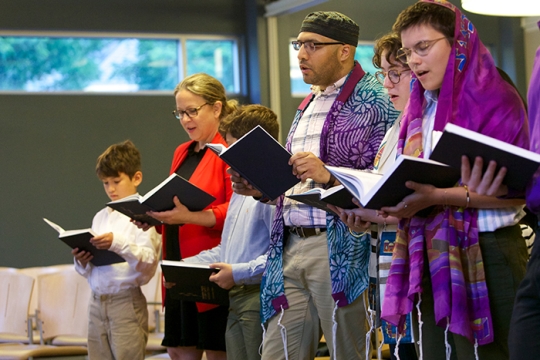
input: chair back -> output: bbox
[0,271,34,336]
[19,264,73,317]
[37,268,90,340]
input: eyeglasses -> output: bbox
[396,37,448,64]
[374,69,411,85]
[291,40,345,53]
[172,103,209,120]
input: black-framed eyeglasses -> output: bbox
[172,103,209,120]
[396,37,448,64]
[374,69,411,85]
[291,40,345,53]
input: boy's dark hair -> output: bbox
[96,140,141,179]
[373,32,409,69]
[219,104,279,141]
[392,2,455,43]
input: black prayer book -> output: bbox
[287,185,356,215]
[206,125,299,201]
[43,218,126,267]
[107,174,216,226]
[326,155,461,210]
[429,123,540,190]
[160,260,229,306]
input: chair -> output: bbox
[0,270,87,359]
[36,268,90,346]
[0,270,34,344]
[18,263,74,340]
[142,269,166,353]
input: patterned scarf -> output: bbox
[381,0,529,345]
[260,62,398,323]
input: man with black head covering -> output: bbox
[230,11,398,359]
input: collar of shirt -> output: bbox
[310,74,347,97]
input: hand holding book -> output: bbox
[227,168,264,198]
[149,196,220,227]
[289,151,334,184]
[461,155,509,197]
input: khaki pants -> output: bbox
[87,287,148,360]
[262,232,367,360]
[225,284,263,360]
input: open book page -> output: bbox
[325,166,383,202]
[287,185,354,215]
[327,155,460,209]
[43,218,97,237]
[43,218,65,233]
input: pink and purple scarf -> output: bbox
[381,0,529,345]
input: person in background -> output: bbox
[147,73,236,360]
[230,11,399,360]
[73,139,161,360]
[380,1,529,359]
[332,31,418,360]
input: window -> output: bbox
[289,40,378,97]
[0,34,240,93]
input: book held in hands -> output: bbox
[430,123,540,190]
[326,155,461,210]
[206,125,299,200]
[287,185,356,215]
[43,218,125,267]
[107,173,216,226]
[160,260,229,306]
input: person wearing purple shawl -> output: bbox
[379,1,529,359]
[229,11,398,360]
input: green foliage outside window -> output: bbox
[0,35,239,93]
[185,39,237,93]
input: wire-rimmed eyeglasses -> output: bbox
[374,69,411,85]
[172,103,209,120]
[396,37,448,64]
[291,40,345,54]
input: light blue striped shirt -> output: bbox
[183,193,275,285]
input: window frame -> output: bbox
[0,30,242,95]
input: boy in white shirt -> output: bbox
[72,140,161,360]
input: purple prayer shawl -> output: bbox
[381,0,529,345]
[526,22,540,214]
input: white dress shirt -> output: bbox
[74,205,161,295]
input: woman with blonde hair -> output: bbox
[148,73,237,360]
